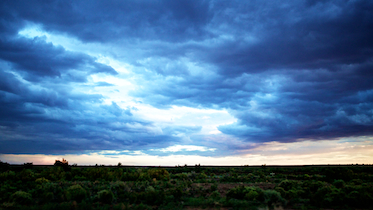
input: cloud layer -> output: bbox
[1,0,373,157]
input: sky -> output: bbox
[1,0,373,165]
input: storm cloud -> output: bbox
[0,0,373,156]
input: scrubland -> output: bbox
[0,162,372,209]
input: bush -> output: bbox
[121,171,140,181]
[333,179,345,188]
[35,177,50,184]
[65,184,87,202]
[324,168,354,182]
[278,179,297,191]
[210,183,218,192]
[98,189,114,204]
[263,190,286,206]
[302,180,327,194]
[227,186,264,201]
[169,185,184,200]
[112,181,131,199]
[148,168,170,180]
[111,181,126,190]
[173,173,188,181]
[41,192,54,203]
[274,186,286,198]
[144,187,164,205]
[10,191,32,205]
[18,169,35,182]
[311,185,342,207]
[0,170,16,181]
[227,186,247,200]
[210,190,221,199]
[132,203,152,210]
[226,186,286,207]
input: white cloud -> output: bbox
[151,145,216,153]
[17,25,237,143]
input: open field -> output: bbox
[1,163,373,209]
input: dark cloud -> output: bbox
[0,68,174,154]
[131,1,373,100]
[198,0,373,76]
[0,81,179,154]
[127,0,373,145]
[1,0,373,155]
[0,2,183,154]
[217,66,373,143]
[0,3,117,82]
[0,36,117,80]
[0,72,181,153]
[2,0,213,43]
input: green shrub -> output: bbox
[132,203,152,210]
[324,168,354,182]
[10,191,32,204]
[98,189,114,204]
[198,172,208,180]
[350,179,363,185]
[35,177,50,184]
[274,186,286,198]
[112,181,126,189]
[263,190,286,206]
[245,189,259,201]
[65,184,87,202]
[112,181,131,200]
[303,174,310,180]
[278,179,297,191]
[121,171,140,181]
[210,183,218,192]
[0,171,16,181]
[346,190,359,206]
[42,192,54,202]
[145,186,155,192]
[169,185,184,200]
[311,185,341,207]
[173,173,188,180]
[227,186,264,201]
[226,186,246,200]
[138,172,150,181]
[302,180,327,194]
[333,179,345,188]
[225,199,258,210]
[210,190,221,199]
[226,186,286,207]
[148,168,170,180]
[73,175,87,181]
[18,169,35,182]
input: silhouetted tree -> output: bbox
[54,158,68,166]
[54,158,70,171]
[0,160,10,171]
[23,162,33,169]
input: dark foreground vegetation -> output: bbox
[1,161,373,210]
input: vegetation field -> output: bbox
[1,161,373,210]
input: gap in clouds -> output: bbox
[1,137,372,165]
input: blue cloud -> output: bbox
[1,0,373,156]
